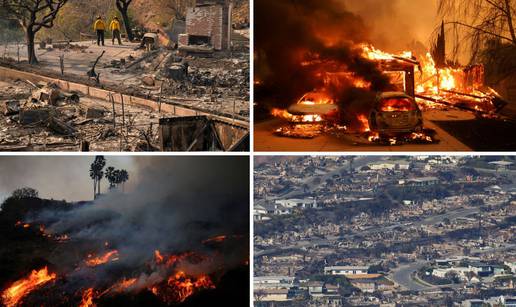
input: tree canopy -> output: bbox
[10,187,39,199]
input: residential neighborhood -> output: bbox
[254,156,516,306]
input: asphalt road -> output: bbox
[389,242,516,291]
[390,261,430,291]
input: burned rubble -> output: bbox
[124,49,250,117]
[0,0,250,152]
[0,80,163,151]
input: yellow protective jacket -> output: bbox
[94,19,105,31]
[110,20,121,31]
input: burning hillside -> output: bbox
[255,0,511,148]
[0,156,249,306]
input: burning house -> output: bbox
[179,0,233,52]
[254,0,513,150]
[265,43,506,144]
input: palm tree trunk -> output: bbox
[93,179,97,199]
[97,179,101,196]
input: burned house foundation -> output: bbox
[0,66,248,151]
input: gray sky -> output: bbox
[0,156,135,202]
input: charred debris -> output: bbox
[0,0,249,152]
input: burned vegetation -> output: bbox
[0,0,249,151]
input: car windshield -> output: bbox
[379,98,415,112]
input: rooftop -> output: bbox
[324,265,370,270]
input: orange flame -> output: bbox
[109,278,137,293]
[79,288,95,307]
[1,267,56,307]
[410,132,433,142]
[367,132,380,142]
[85,250,119,267]
[157,271,215,303]
[379,98,416,112]
[15,221,31,228]
[153,250,198,268]
[415,52,474,99]
[155,250,164,264]
[271,108,323,123]
[362,44,412,61]
[357,114,370,132]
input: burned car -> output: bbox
[286,91,339,123]
[368,92,423,135]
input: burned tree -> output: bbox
[1,0,68,64]
[115,0,133,42]
[438,0,516,58]
[437,0,516,81]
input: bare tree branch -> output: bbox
[444,21,514,42]
[1,0,68,64]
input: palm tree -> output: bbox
[119,170,129,192]
[104,167,129,192]
[105,166,116,189]
[113,169,122,188]
[90,156,106,198]
[95,156,106,195]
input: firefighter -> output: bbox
[93,16,105,46]
[110,16,122,45]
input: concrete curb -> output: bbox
[0,66,249,129]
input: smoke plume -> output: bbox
[255,0,394,107]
